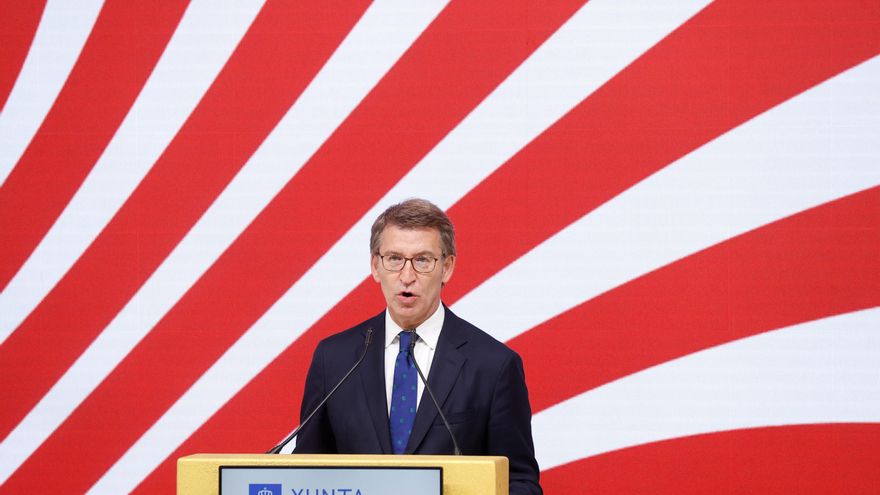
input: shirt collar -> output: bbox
[384,303,444,350]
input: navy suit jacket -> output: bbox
[294,307,542,495]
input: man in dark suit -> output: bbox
[294,199,542,495]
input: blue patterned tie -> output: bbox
[389,330,417,454]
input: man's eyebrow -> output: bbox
[382,250,437,257]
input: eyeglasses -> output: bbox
[378,254,443,274]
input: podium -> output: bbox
[178,454,508,495]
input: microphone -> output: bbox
[267,327,374,454]
[407,329,461,455]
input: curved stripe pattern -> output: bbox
[0,0,371,450]
[3,2,601,492]
[439,0,880,307]
[0,0,103,186]
[0,0,191,294]
[0,0,266,347]
[452,55,880,343]
[0,2,876,493]
[81,2,457,492]
[0,0,446,489]
[0,0,267,485]
[86,1,712,492]
[532,308,880,470]
[514,186,879,414]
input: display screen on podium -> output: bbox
[220,466,442,495]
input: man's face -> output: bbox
[371,224,455,329]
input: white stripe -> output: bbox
[452,55,880,343]
[0,0,103,186]
[533,308,880,469]
[0,0,264,344]
[92,1,712,491]
[0,0,265,484]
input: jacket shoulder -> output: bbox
[317,311,384,351]
[444,308,519,363]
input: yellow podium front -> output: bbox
[178,454,508,495]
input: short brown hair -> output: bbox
[370,198,456,256]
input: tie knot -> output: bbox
[398,330,416,350]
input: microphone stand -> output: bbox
[266,328,373,454]
[408,329,461,455]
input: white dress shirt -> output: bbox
[384,304,444,415]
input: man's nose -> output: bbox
[399,259,417,283]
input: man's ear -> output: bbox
[370,254,381,282]
[440,255,455,286]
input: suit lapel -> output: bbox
[405,307,467,454]
[359,313,392,454]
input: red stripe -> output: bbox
[0,0,45,111]
[5,2,588,493]
[136,2,880,491]
[514,187,880,413]
[0,0,188,292]
[541,424,880,493]
[0,0,370,444]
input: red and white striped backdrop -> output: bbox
[1,1,878,493]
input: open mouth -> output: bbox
[397,291,417,302]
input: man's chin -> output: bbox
[389,306,424,329]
